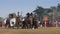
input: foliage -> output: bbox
[0,17,3,22]
[33,6,52,21]
[33,3,60,21]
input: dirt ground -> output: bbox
[0,27,60,34]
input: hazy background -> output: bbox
[0,0,60,18]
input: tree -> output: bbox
[33,6,53,21]
[0,17,3,22]
[33,6,45,21]
[57,3,60,12]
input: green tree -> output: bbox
[57,3,60,12]
[33,6,53,21]
[0,17,3,22]
[33,6,45,21]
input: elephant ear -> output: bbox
[26,13,30,16]
[30,13,33,15]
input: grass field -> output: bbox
[0,27,60,34]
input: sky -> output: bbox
[0,0,60,18]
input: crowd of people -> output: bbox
[0,12,60,29]
[1,12,39,29]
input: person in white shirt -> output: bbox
[3,19,7,24]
